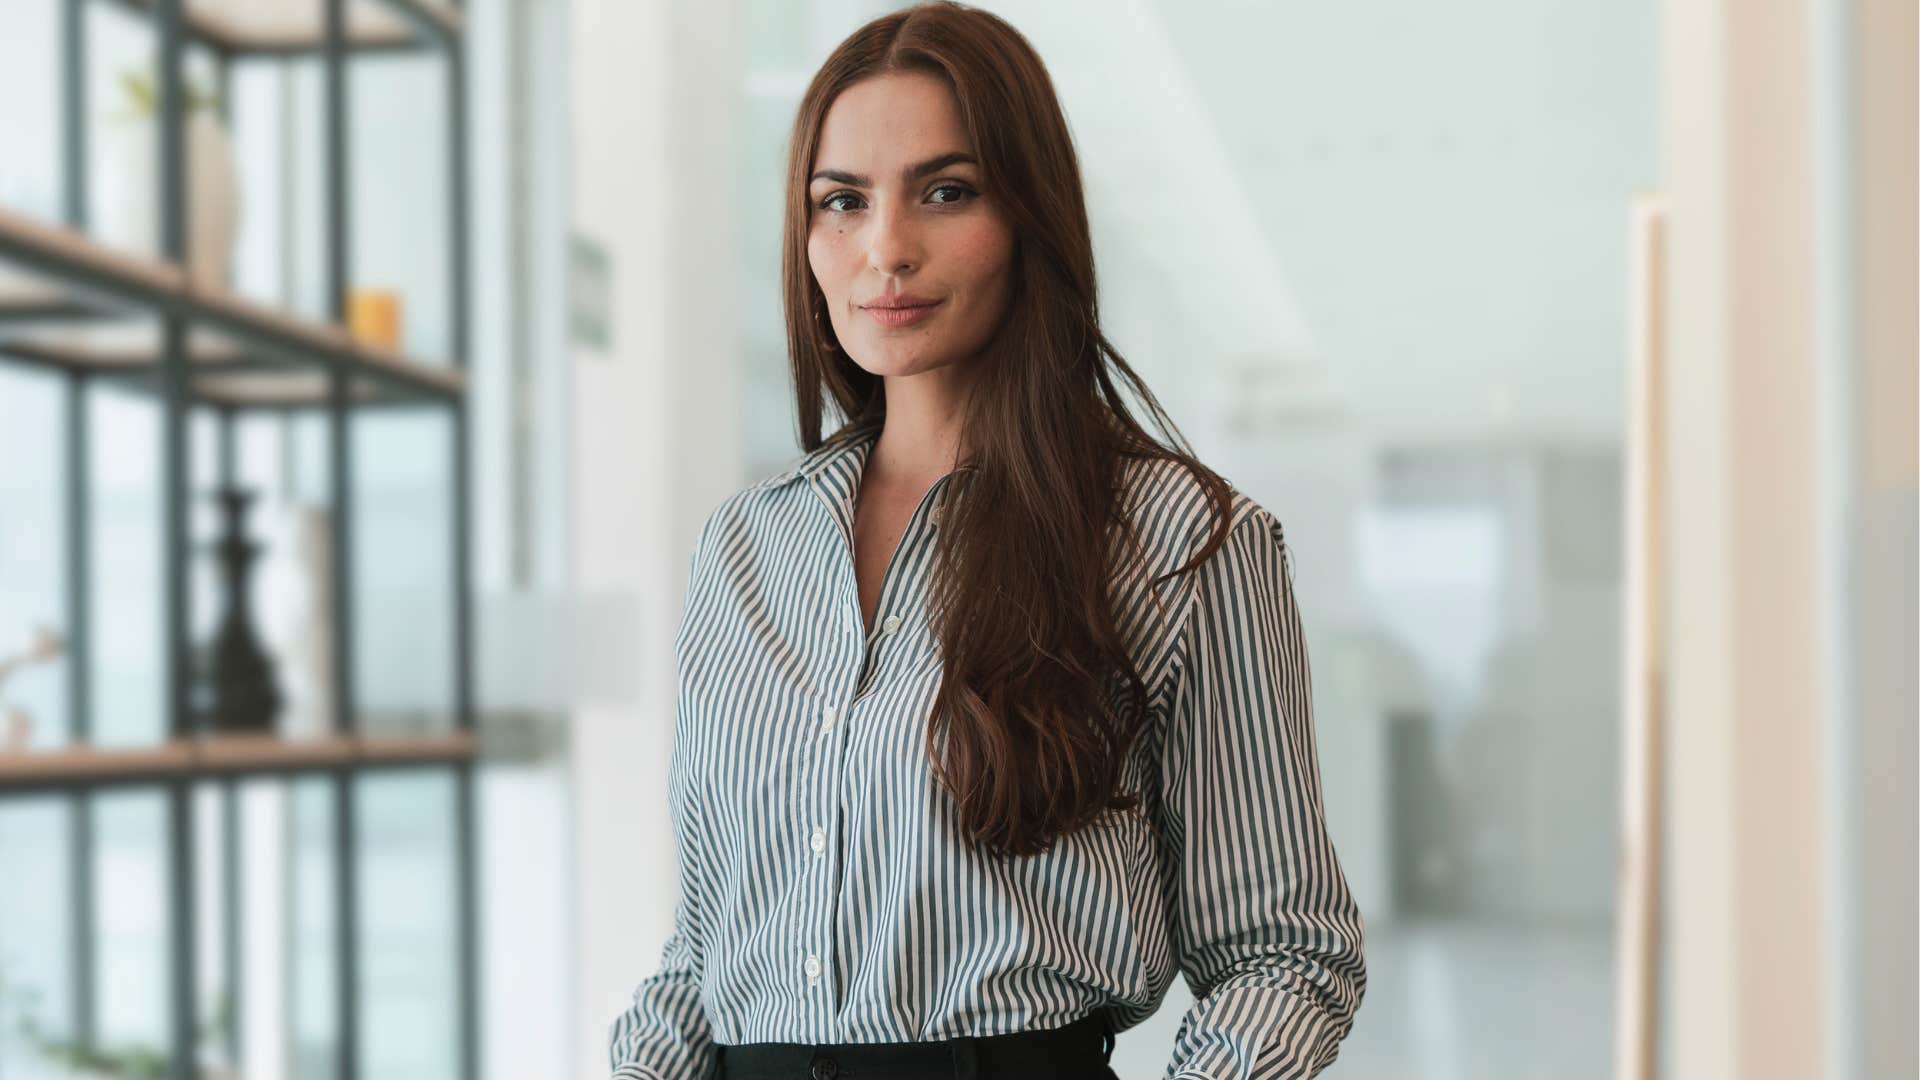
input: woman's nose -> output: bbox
[865,199,923,275]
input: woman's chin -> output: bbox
[846,348,966,380]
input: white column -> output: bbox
[1658,0,1833,1078]
[1648,0,1919,1073]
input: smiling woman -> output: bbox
[609,3,1366,1079]
[805,87,1013,367]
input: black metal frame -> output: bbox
[0,2,479,1078]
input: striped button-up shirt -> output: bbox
[609,420,1366,1079]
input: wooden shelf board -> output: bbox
[0,320,253,370]
[0,272,92,317]
[0,208,466,400]
[0,207,184,295]
[0,323,401,406]
[193,369,389,407]
[0,730,475,788]
[111,0,463,52]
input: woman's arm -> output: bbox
[608,892,714,1080]
[609,518,724,1080]
[1153,507,1367,1079]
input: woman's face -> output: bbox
[807,71,1015,382]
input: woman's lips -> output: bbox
[863,299,942,327]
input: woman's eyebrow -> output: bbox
[809,151,977,187]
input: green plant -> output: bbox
[0,950,32,1078]
[0,949,232,1080]
[114,69,223,122]
[19,1027,167,1080]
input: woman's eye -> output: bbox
[815,184,976,213]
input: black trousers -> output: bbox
[714,1010,1118,1080]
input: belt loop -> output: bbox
[951,1033,979,1080]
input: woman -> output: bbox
[609,4,1365,1078]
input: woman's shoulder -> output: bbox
[683,457,820,564]
[1114,451,1270,560]
[1107,452,1292,679]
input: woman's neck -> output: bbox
[869,368,970,487]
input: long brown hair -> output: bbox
[781,1,1234,859]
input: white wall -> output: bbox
[564,0,743,1076]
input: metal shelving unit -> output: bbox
[0,1,477,1077]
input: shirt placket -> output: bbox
[796,541,863,1030]
[796,468,950,1030]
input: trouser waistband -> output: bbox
[714,1010,1115,1080]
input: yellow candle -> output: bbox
[347,288,402,350]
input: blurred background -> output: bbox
[0,1,1910,1079]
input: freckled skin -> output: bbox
[806,71,1017,382]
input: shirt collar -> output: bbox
[784,417,964,542]
[779,417,883,542]
[792,416,884,485]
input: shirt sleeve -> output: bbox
[607,888,714,1080]
[1153,507,1367,1080]
[608,521,723,1080]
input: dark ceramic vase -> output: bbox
[195,486,283,734]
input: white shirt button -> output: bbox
[929,506,944,525]
[881,614,901,635]
[804,954,821,978]
[810,826,826,853]
[822,704,837,725]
